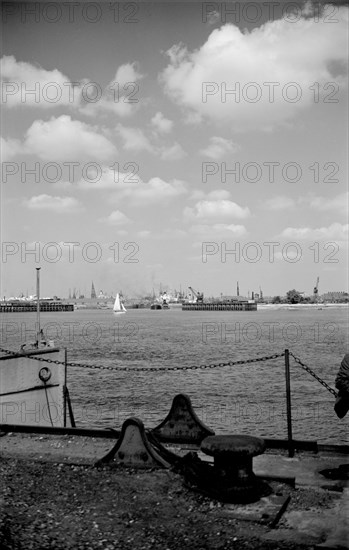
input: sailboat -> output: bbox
[113,293,127,314]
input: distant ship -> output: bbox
[113,293,127,314]
[150,303,162,310]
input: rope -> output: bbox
[43,380,54,427]
[289,351,338,397]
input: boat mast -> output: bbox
[36,267,41,343]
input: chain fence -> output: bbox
[0,345,338,396]
[288,351,338,397]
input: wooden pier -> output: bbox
[0,302,74,313]
[182,301,257,311]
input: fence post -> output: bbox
[63,348,67,427]
[284,349,294,457]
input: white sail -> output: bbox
[113,293,126,314]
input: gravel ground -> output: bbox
[0,454,339,550]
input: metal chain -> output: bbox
[0,344,338,396]
[0,345,284,372]
[289,351,338,397]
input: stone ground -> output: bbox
[1,433,348,550]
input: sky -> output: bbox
[1,0,348,299]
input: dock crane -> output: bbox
[188,286,204,303]
[313,277,320,302]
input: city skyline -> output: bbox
[1,1,348,298]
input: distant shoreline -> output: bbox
[258,303,348,309]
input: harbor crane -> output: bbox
[313,277,320,302]
[188,286,204,303]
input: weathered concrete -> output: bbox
[254,452,349,490]
[1,432,349,548]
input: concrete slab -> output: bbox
[315,488,349,549]
[221,487,291,526]
[262,488,349,548]
[254,452,349,490]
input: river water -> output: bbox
[1,306,348,444]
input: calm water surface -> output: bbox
[2,306,348,443]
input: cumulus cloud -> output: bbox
[24,194,83,213]
[116,123,185,159]
[80,63,143,118]
[151,112,173,134]
[100,210,131,226]
[113,176,186,204]
[1,56,143,117]
[74,166,187,204]
[190,223,247,236]
[1,136,23,161]
[114,62,143,88]
[300,192,349,216]
[1,55,81,108]
[190,189,232,200]
[137,230,151,238]
[76,167,137,190]
[116,124,154,152]
[184,199,250,221]
[161,9,348,130]
[160,142,186,161]
[200,136,240,159]
[279,222,348,241]
[264,196,296,210]
[23,115,116,161]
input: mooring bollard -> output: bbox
[152,393,215,443]
[200,434,272,503]
[95,417,172,469]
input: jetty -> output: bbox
[0,300,74,312]
[182,300,257,311]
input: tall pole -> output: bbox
[284,349,294,457]
[63,348,67,427]
[36,268,41,343]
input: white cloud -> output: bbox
[190,189,232,200]
[161,9,348,130]
[1,56,143,117]
[151,112,173,134]
[279,222,348,241]
[24,194,83,213]
[114,62,143,88]
[80,63,143,118]
[116,124,153,152]
[1,136,23,161]
[137,230,151,238]
[113,176,186,204]
[74,166,187,204]
[184,199,250,221]
[190,223,247,236]
[116,124,185,159]
[1,55,81,108]
[205,10,221,25]
[300,192,349,216]
[100,210,131,226]
[200,136,240,159]
[23,115,116,161]
[76,167,136,190]
[264,196,296,210]
[160,142,186,161]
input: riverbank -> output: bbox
[257,303,348,310]
[1,433,348,549]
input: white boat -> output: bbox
[113,293,127,314]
